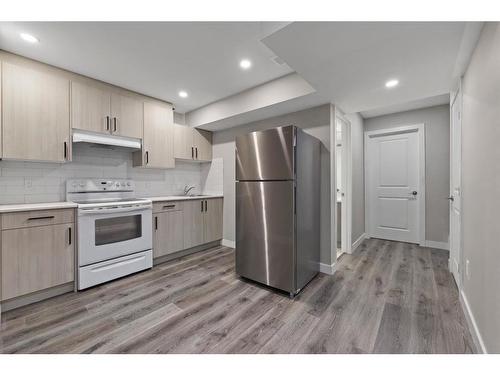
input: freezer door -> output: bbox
[236,180,295,293]
[236,126,295,181]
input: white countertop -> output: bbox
[145,194,224,202]
[0,201,78,214]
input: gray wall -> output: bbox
[461,23,499,353]
[345,113,365,243]
[364,105,450,243]
[212,104,333,265]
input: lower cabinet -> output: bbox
[1,215,75,301]
[153,198,223,260]
[153,209,184,258]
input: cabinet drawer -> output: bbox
[1,209,75,230]
[153,201,184,213]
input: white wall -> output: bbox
[345,112,365,243]
[461,23,500,353]
[0,143,206,204]
[212,104,333,265]
[364,104,450,244]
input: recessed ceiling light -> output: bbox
[20,33,39,44]
[239,59,252,70]
[178,91,188,98]
[385,79,399,88]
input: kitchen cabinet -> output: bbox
[1,209,75,301]
[173,124,213,162]
[183,199,205,249]
[204,198,224,243]
[1,62,71,162]
[72,81,143,139]
[153,209,184,258]
[134,101,174,169]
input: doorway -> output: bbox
[449,87,462,286]
[364,124,425,245]
[335,115,351,259]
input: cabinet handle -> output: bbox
[191,146,194,159]
[145,151,149,165]
[63,141,68,160]
[68,226,72,245]
[204,200,207,212]
[27,215,55,221]
[106,116,110,131]
[163,204,176,209]
[195,147,198,159]
[201,200,204,212]
[113,117,117,133]
[155,216,158,231]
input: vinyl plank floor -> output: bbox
[0,240,476,354]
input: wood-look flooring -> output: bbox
[0,239,476,354]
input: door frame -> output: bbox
[449,84,463,287]
[334,111,353,255]
[364,124,426,246]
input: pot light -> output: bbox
[239,59,252,70]
[385,79,399,88]
[20,33,39,44]
[178,91,188,98]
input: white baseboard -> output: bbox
[319,262,336,275]
[459,289,487,353]
[424,240,449,250]
[351,233,367,253]
[221,239,235,249]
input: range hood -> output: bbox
[72,129,142,149]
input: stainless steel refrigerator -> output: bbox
[235,125,320,296]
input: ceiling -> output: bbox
[0,22,292,112]
[263,22,482,115]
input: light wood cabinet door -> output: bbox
[110,93,143,139]
[71,81,111,134]
[153,210,184,258]
[2,62,70,162]
[183,199,205,249]
[204,198,223,243]
[194,129,212,161]
[138,101,174,168]
[173,124,193,160]
[1,223,74,300]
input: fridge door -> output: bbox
[236,180,295,293]
[236,126,295,181]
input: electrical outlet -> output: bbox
[466,259,471,280]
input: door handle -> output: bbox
[410,191,418,196]
[63,141,68,160]
[145,151,149,165]
[204,200,207,212]
[192,147,194,159]
[195,147,198,159]
[448,196,455,202]
[68,226,72,245]
[113,117,117,133]
[155,216,158,230]
[105,116,110,131]
[201,200,204,212]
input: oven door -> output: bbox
[78,204,152,266]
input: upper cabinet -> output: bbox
[71,81,143,139]
[1,62,71,162]
[173,124,212,162]
[134,101,174,169]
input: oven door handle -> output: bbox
[79,205,151,215]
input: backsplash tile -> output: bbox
[0,143,222,204]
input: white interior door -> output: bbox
[365,125,424,244]
[449,89,462,285]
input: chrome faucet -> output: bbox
[183,185,196,196]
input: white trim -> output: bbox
[424,240,449,250]
[460,289,487,353]
[352,233,367,252]
[221,239,235,248]
[364,123,426,246]
[319,261,336,275]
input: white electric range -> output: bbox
[66,179,153,290]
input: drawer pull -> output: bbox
[163,204,176,209]
[27,215,55,221]
[68,226,72,245]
